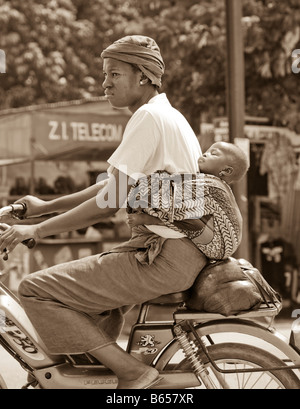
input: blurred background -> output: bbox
[0,0,300,309]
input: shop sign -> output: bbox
[201,121,299,145]
[33,111,130,153]
[48,120,123,143]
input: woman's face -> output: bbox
[102,58,144,112]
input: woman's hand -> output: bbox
[14,195,48,218]
[0,224,40,255]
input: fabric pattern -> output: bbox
[127,171,243,260]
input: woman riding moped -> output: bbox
[0,36,207,389]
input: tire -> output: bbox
[165,342,300,389]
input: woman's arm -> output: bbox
[16,178,109,217]
[0,168,130,254]
[127,212,164,228]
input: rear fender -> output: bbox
[154,319,300,372]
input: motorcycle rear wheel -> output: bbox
[164,342,300,389]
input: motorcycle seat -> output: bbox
[148,290,190,305]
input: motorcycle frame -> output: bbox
[1,278,300,389]
[0,279,200,389]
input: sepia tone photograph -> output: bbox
[0,0,300,394]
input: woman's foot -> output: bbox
[117,367,161,389]
[89,343,162,389]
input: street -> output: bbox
[0,315,295,389]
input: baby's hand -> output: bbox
[126,212,148,228]
[127,211,164,228]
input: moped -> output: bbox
[1,204,300,389]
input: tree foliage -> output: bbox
[243,0,300,132]
[0,0,300,133]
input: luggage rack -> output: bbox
[174,301,282,322]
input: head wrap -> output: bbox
[101,35,165,88]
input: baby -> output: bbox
[127,142,249,260]
[197,141,249,184]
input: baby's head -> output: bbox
[198,142,249,184]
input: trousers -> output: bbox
[18,227,207,354]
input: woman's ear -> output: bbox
[139,79,148,85]
[139,74,149,85]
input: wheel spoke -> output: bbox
[167,342,300,389]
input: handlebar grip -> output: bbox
[22,238,36,249]
[11,202,27,219]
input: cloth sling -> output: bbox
[127,171,243,260]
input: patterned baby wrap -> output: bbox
[127,171,243,260]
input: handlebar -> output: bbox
[0,203,36,260]
[0,203,27,218]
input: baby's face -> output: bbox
[198,142,231,176]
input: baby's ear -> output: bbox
[222,166,233,176]
[219,166,235,184]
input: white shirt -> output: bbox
[108,93,202,238]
